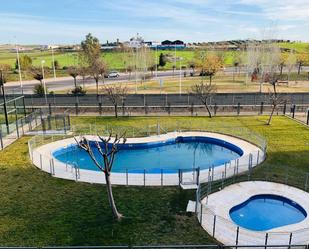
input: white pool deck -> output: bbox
[200,181,309,245]
[30,132,264,186]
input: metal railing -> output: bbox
[28,123,266,186]
[0,244,308,249]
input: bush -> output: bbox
[71,86,86,96]
[33,84,46,96]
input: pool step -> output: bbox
[180,183,198,190]
[186,200,196,212]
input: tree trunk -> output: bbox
[298,63,301,75]
[267,105,276,125]
[96,79,99,96]
[209,75,212,85]
[114,103,118,118]
[280,65,283,76]
[105,172,122,220]
[74,77,77,88]
[204,104,212,118]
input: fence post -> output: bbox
[190,102,194,116]
[75,103,79,116]
[48,103,52,115]
[214,103,217,116]
[292,104,296,118]
[283,102,287,115]
[15,119,20,138]
[307,109,309,125]
[161,169,163,186]
[264,233,268,249]
[196,167,200,185]
[257,150,260,165]
[144,104,148,115]
[122,101,125,116]
[235,226,239,245]
[178,169,181,186]
[305,173,309,191]
[126,169,128,186]
[99,102,102,115]
[260,101,264,114]
[40,154,43,169]
[288,232,293,249]
[144,169,146,187]
[200,203,203,224]
[237,102,240,115]
[212,215,216,237]
[0,130,3,150]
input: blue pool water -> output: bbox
[230,194,307,231]
[53,136,243,173]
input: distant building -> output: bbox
[157,40,186,50]
[101,39,121,50]
[128,33,144,48]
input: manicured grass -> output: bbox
[0,116,309,246]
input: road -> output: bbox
[4,67,309,94]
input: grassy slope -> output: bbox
[0,116,309,246]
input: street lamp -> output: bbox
[41,60,47,105]
[15,42,23,95]
[51,46,57,80]
[0,70,9,134]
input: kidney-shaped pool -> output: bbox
[53,136,243,173]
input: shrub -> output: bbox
[71,86,86,96]
[33,84,46,96]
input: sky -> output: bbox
[0,0,309,44]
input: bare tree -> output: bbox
[267,74,286,125]
[75,133,126,220]
[191,82,217,118]
[102,84,128,118]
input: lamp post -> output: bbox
[15,43,23,95]
[0,70,9,134]
[51,46,57,80]
[41,60,47,105]
[155,44,158,79]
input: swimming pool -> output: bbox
[230,194,307,231]
[53,136,243,173]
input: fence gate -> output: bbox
[179,167,200,187]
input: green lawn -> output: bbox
[0,116,309,246]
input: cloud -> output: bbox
[0,0,308,43]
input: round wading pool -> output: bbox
[53,136,243,173]
[229,194,307,231]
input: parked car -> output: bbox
[106,71,120,78]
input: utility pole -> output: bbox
[0,70,9,134]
